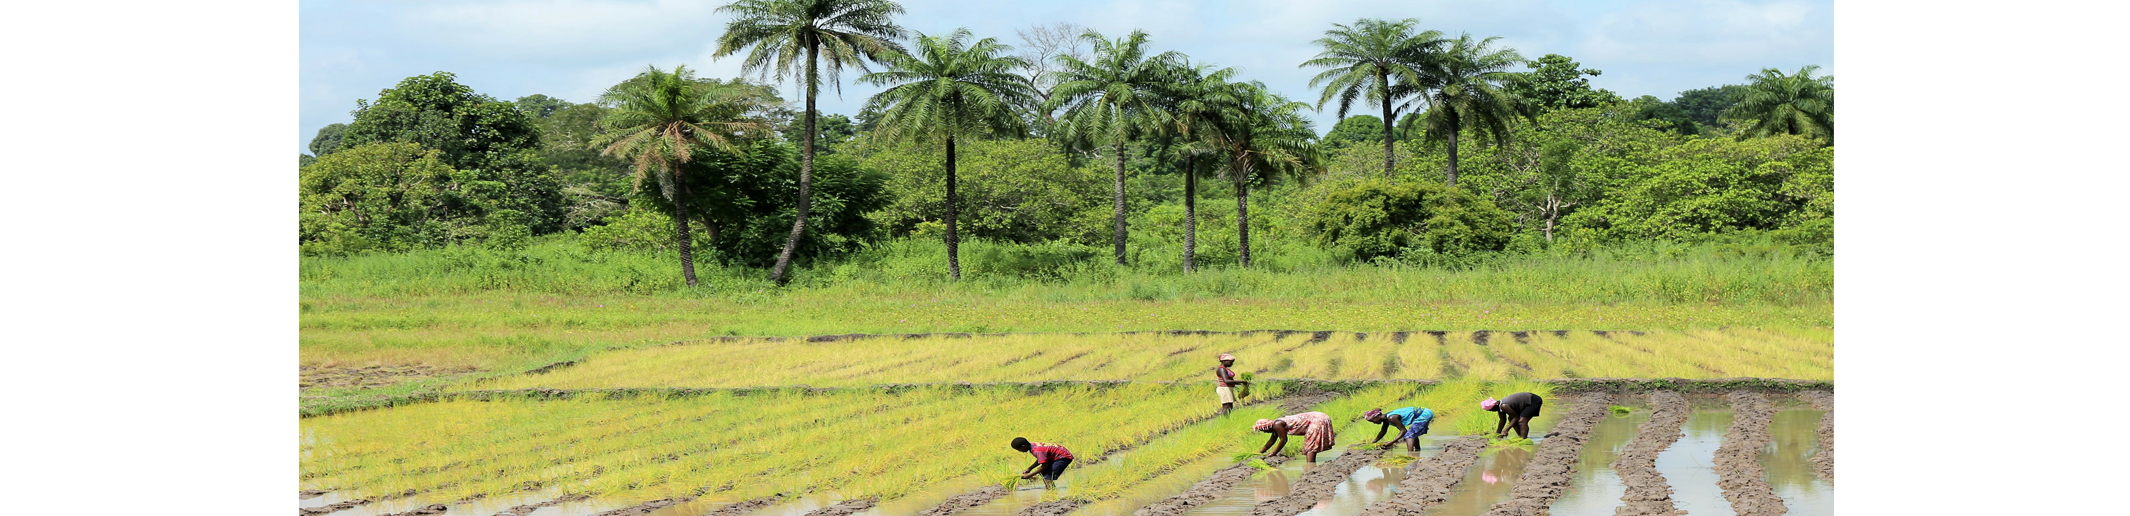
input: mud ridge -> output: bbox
[804,497,880,516]
[917,486,1008,516]
[707,495,787,516]
[1247,445,1388,516]
[1801,390,1833,483]
[1715,391,1786,516]
[590,496,694,516]
[1014,500,1083,516]
[1612,390,1690,516]
[1133,456,1292,516]
[494,493,589,516]
[298,498,372,515]
[379,504,449,516]
[1481,392,1616,516]
[300,490,329,498]
[1356,435,1487,516]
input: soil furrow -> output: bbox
[592,496,695,516]
[917,486,1009,516]
[1015,500,1083,516]
[1133,456,1292,516]
[1801,390,1833,483]
[495,493,589,516]
[1356,435,1488,516]
[708,496,787,516]
[1612,390,1690,516]
[805,497,880,516]
[298,498,372,516]
[1247,445,1388,516]
[1715,391,1786,516]
[379,504,449,516]
[1482,392,1616,516]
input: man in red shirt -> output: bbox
[1011,437,1074,489]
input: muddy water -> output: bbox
[1544,409,1654,515]
[1171,434,1460,516]
[1172,449,1319,516]
[1285,455,1412,516]
[1073,453,1245,516]
[1652,407,1733,516]
[1761,409,1832,515]
[1408,414,1564,516]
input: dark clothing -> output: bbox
[1037,458,1072,480]
[1214,366,1237,387]
[1501,392,1543,418]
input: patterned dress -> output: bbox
[1277,412,1336,455]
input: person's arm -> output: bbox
[1258,431,1278,454]
[1270,434,1288,456]
[1021,460,1041,477]
[1495,410,1508,436]
[1372,421,1390,443]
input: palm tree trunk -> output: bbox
[1182,154,1196,273]
[1234,162,1251,268]
[1112,141,1128,266]
[1382,83,1396,181]
[672,164,699,287]
[1445,129,1460,187]
[945,135,961,281]
[769,42,820,284]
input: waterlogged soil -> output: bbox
[1246,446,1387,516]
[1714,392,1784,516]
[1800,390,1833,483]
[1580,391,1689,516]
[639,495,786,516]
[1400,415,1566,515]
[1356,435,1486,516]
[1544,398,1658,516]
[301,364,477,390]
[1285,455,1411,516]
[1481,393,1615,516]
[1135,455,1293,516]
[1655,408,1736,516]
[1760,409,1832,515]
[914,486,1009,516]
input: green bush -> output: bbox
[1302,179,1515,262]
[299,142,534,256]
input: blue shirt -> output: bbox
[1386,407,1433,425]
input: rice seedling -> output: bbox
[457,328,1827,394]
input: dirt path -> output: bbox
[1247,445,1388,516]
[1481,392,1615,516]
[1133,455,1292,516]
[1613,390,1690,516]
[804,497,880,516]
[1356,435,1487,516]
[917,486,1008,516]
[1716,391,1786,516]
[1800,390,1833,483]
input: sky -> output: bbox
[299,0,1832,155]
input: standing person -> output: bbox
[1215,353,1249,413]
[1363,406,1434,451]
[1483,392,1544,439]
[1254,411,1336,463]
[1010,437,1074,489]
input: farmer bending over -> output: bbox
[1255,411,1336,463]
[1215,353,1249,413]
[1363,406,1434,451]
[1483,392,1544,439]
[1010,437,1073,489]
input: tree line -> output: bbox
[300,0,1834,285]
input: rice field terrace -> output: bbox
[300,329,1831,516]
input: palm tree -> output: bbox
[1207,81,1319,267]
[1418,33,1529,187]
[714,0,907,283]
[1045,29,1182,266]
[1154,62,1239,272]
[858,28,1037,281]
[1301,18,1445,180]
[599,65,775,286]
[1725,65,1833,141]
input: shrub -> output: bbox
[1302,179,1515,262]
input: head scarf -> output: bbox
[1363,408,1384,422]
[1481,397,1499,411]
[1253,419,1276,432]
[1218,353,1236,361]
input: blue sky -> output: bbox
[299,0,1831,155]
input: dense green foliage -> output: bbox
[1303,179,1514,262]
[299,13,1833,286]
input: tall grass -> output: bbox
[301,235,1832,306]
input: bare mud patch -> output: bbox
[1799,391,1832,483]
[1247,446,1386,516]
[1134,456,1290,516]
[919,486,1008,516]
[1715,391,1785,516]
[806,498,880,516]
[1014,500,1082,516]
[1358,435,1487,516]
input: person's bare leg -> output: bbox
[1514,419,1531,439]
